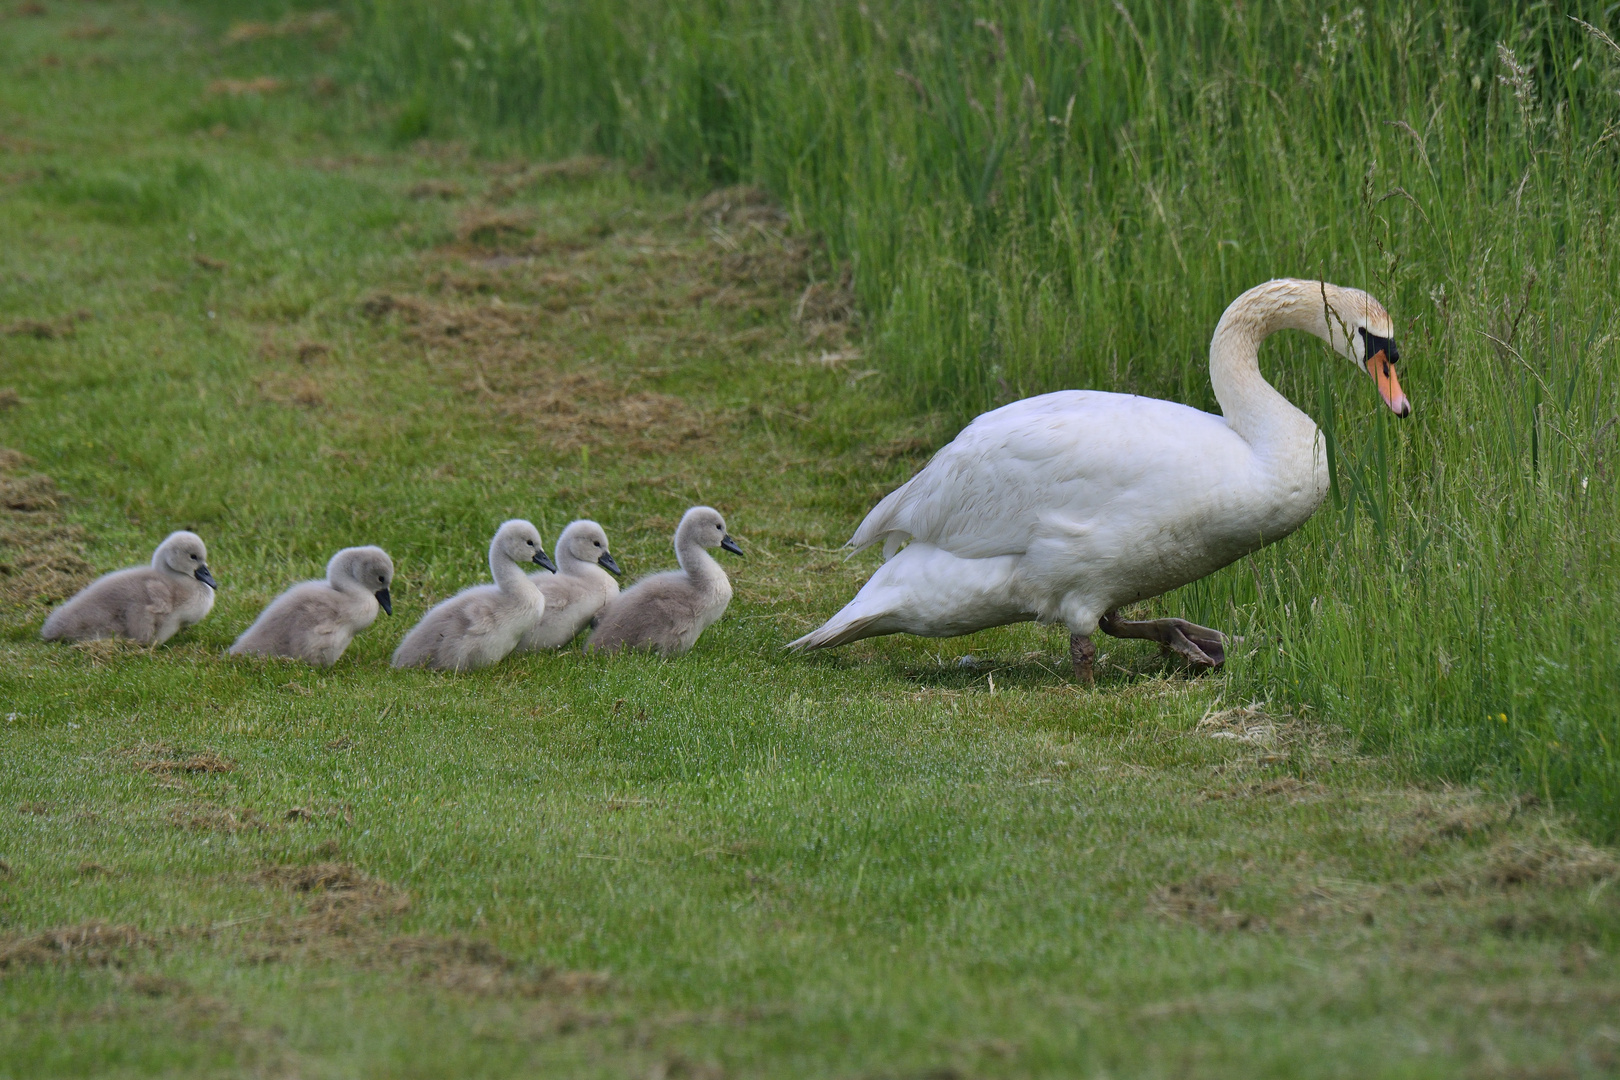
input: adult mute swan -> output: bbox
[788,279,1410,681]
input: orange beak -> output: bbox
[1370,350,1411,417]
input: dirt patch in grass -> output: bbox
[690,185,787,230]
[1483,835,1620,888]
[256,372,326,408]
[0,448,93,621]
[222,11,342,46]
[1148,873,1267,932]
[250,862,411,934]
[1396,791,1517,855]
[355,182,842,468]
[138,749,237,775]
[240,865,612,999]
[408,179,463,201]
[168,804,263,833]
[485,156,611,202]
[454,209,535,252]
[502,371,708,455]
[1196,703,1276,745]
[0,922,148,972]
[206,77,289,97]
[283,804,353,825]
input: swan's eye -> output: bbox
[595,541,602,547]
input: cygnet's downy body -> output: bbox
[41,530,218,646]
[391,520,556,672]
[587,506,741,657]
[514,520,622,652]
[230,546,395,667]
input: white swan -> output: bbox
[788,279,1410,680]
[230,546,394,667]
[41,530,217,645]
[391,520,555,672]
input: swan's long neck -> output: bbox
[674,529,723,590]
[490,544,531,594]
[1209,279,1351,451]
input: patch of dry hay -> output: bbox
[0,448,93,624]
[0,922,147,972]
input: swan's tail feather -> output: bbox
[785,611,888,652]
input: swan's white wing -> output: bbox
[851,391,1245,559]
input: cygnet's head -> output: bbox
[154,531,217,589]
[557,520,621,577]
[1321,284,1408,418]
[329,546,395,614]
[678,506,743,557]
[493,519,557,573]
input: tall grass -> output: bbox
[336,0,1620,835]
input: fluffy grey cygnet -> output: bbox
[514,520,622,652]
[230,546,395,667]
[587,506,742,657]
[391,520,556,671]
[41,530,218,645]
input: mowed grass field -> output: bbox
[1,4,1619,1079]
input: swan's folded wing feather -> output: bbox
[852,391,1240,559]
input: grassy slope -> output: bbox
[1,5,1619,1078]
[342,0,1620,837]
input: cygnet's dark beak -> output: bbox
[720,534,744,557]
[534,549,558,574]
[194,565,218,589]
[597,551,623,577]
[374,587,392,616]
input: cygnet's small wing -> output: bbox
[535,571,581,612]
[232,582,349,664]
[42,568,142,641]
[588,573,703,656]
[392,585,507,670]
[41,566,179,643]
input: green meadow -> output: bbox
[1,2,1617,1077]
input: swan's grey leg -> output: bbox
[1069,632,1096,684]
[1098,611,1226,668]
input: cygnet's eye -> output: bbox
[594,541,602,547]
[191,554,199,561]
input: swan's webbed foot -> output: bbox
[1098,612,1226,669]
[1069,632,1096,684]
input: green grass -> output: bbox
[2,3,1619,1077]
[334,0,1620,838]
